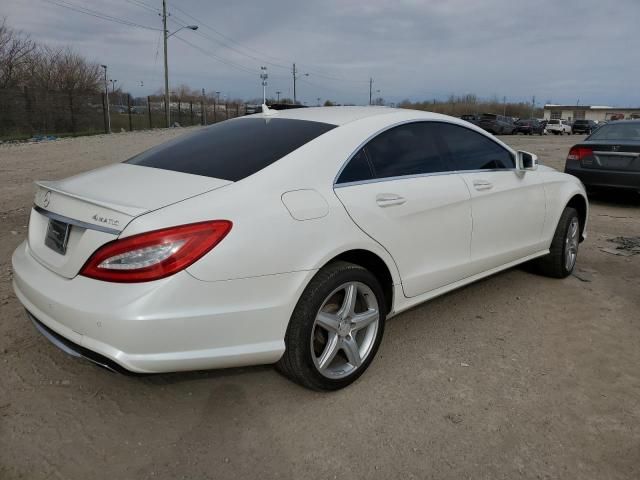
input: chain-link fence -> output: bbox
[0,87,247,140]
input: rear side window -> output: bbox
[436,123,515,170]
[126,118,336,181]
[365,122,448,179]
[337,149,373,183]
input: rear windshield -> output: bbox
[574,120,588,124]
[588,122,640,141]
[548,120,559,124]
[481,114,497,120]
[126,118,336,181]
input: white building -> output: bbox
[543,104,640,122]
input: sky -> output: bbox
[4,0,640,106]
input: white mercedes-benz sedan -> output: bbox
[12,106,588,390]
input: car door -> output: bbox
[434,122,547,275]
[334,122,473,298]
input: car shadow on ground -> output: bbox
[587,188,640,208]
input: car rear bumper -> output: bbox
[12,240,312,373]
[565,166,640,190]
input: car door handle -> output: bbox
[376,193,406,207]
[472,180,493,191]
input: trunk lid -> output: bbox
[581,141,640,171]
[29,163,232,278]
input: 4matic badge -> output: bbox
[92,214,120,227]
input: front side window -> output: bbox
[436,123,515,170]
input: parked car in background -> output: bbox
[546,119,572,135]
[12,106,588,391]
[514,119,545,135]
[565,120,640,192]
[571,119,597,135]
[460,114,481,126]
[479,113,516,135]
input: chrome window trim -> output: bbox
[333,119,515,187]
[334,168,518,188]
[34,206,121,235]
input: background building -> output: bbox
[543,104,640,122]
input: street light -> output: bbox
[162,0,198,127]
[100,65,111,134]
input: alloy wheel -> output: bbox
[565,217,579,271]
[310,281,380,379]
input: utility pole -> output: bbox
[202,88,207,125]
[101,64,111,134]
[292,63,297,104]
[162,0,170,127]
[531,95,536,119]
[369,78,373,105]
[276,91,281,102]
[260,66,268,104]
[292,63,308,105]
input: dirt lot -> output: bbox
[1,129,639,480]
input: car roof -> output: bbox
[253,106,452,126]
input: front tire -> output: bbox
[277,261,386,390]
[531,207,580,278]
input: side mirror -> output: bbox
[517,150,538,171]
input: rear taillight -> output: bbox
[567,146,593,162]
[80,220,232,282]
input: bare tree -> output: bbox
[0,17,37,88]
[52,48,101,93]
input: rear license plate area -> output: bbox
[600,156,629,169]
[45,219,71,255]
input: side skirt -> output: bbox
[389,249,549,318]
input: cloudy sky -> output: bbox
[4,0,640,106]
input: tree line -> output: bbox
[399,94,544,119]
[0,17,101,95]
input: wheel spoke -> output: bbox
[317,332,340,370]
[342,336,362,367]
[316,312,339,332]
[351,309,378,331]
[338,283,357,320]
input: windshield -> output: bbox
[126,118,336,181]
[588,122,640,141]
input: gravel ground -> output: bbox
[0,128,639,480]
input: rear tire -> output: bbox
[531,207,580,278]
[276,261,386,391]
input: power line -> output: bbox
[44,0,161,31]
[169,4,291,68]
[124,0,159,14]
[168,3,369,83]
[173,35,260,75]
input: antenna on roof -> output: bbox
[262,103,277,116]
